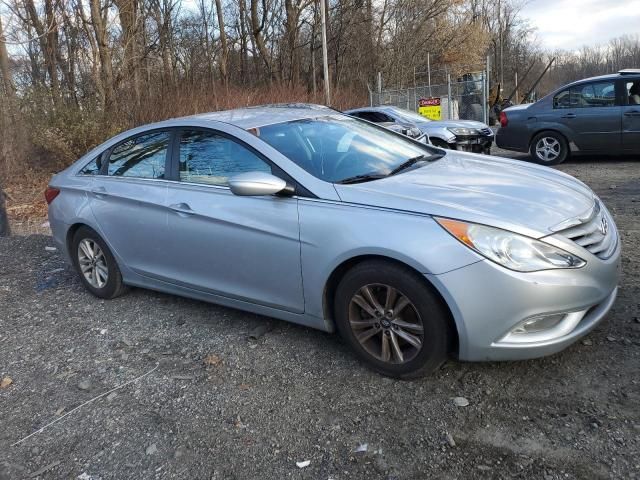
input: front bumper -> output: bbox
[451,134,493,154]
[427,239,621,362]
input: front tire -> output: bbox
[334,261,452,379]
[530,131,569,165]
[72,226,127,299]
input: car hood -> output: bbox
[334,152,595,238]
[414,119,491,135]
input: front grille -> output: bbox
[556,201,617,259]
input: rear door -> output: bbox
[622,78,640,152]
[552,80,622,152]
[161,128,305,313]
[89,130,172,277]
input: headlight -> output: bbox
[435,218,586,272]
[447,127,480,136]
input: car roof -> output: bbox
[183,103,335,129]
[563,71,640,88]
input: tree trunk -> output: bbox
[114,0,142,105]
[239,0,248,83]
[214,0,229,85]
[0,15,15,99]
[250,0,278,82]
[0,185,10,237]
[24,0,61,104]
[89,0,115,110]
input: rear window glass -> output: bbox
[79,155,102,175]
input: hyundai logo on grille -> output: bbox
[600,216,608,236]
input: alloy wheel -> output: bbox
[348,283,424,364]
[77,238,109,288]
[535,137,561,162]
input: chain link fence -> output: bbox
[370,70,489,123]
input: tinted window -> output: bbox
[554,81,616,108]
[79,155,102,175]
[358,111,393,123]
[258,115,432,183]
[179,130,271,186]
[107,131,169,178]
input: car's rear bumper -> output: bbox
[427,240,621,362]
[495,128,529,152]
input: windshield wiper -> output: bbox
[337,173,388,184]
[389,153,444,176]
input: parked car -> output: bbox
[496,69,640,164]
[46,104,620,378]
[345,105,494,153]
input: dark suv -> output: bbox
[496,69,640,164]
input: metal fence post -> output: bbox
[482,71,487,124]
[447,74,452,120]
[486,55,491,124]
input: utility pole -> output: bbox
[319,0,330,106]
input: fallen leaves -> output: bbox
[203,354,222,367]
[1,376,13,388]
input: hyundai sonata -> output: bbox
[46,104,620,378]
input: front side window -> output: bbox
[257,115,435,183]
[179,130,272,186]
[107,131,169,178]
[554,81,616,109]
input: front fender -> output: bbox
[297,199,483,320]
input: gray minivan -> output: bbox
[496,69,640,164]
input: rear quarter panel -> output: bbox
[48,173,99,263]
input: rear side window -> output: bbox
[178,130,271,186]
[107,131,170,178]
[627,80,640,105]
[79,155,102,175]
[554,81,616,108]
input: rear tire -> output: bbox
[72,226,127,299]
[334,260,452,379]
[529,131,569,165]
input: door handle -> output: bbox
[624,110,640,117]
[561,113,576,119]
[168,203,194,215]
[91,186,108,197]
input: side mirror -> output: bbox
[228,171,294,196]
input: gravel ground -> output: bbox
[1,153,639,480]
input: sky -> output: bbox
[521,0,640,50]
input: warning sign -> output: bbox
[418,97,441,120]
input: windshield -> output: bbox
[256,115,437,183]
[388,107,432,124]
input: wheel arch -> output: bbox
[529,128,571,151]
[66,222,88,257]
[322,254,459,355]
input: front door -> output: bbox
[552,80,622,153]
[622,79,640,152]
[162,129,305,313]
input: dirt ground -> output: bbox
[1,152,639,479]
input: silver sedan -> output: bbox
[46,104,620,378]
